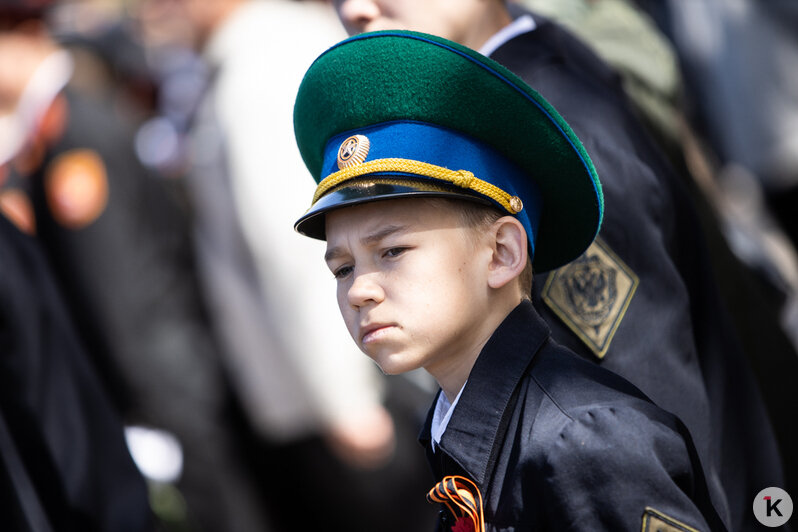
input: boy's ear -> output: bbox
[487,216,528,290]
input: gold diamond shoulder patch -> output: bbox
[641,507,701,532]
[541,238,638,359]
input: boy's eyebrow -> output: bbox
[361,224,408,246]
[325,224,409,263]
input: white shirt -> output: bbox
[431,383,466,451]
[479,14,537,57]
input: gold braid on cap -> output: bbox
[313,158,523,214]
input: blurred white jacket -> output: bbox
[188,0,383,442]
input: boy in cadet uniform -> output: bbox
[332,2,792,529]
[291,31,727,531]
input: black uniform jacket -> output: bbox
[421,301,727,532]
[489,13,786,529]
[0,214,153,531]
[23,89,215,413]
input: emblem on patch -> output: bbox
[337,134,370,169]
[641,507,700,532]
[541,238,638,359]
[45,149,109,230]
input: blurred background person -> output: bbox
[4,0,438,529]
[1,6,153,519]
[332,0,793,529]
[132,0,439,529]
[517,0,798,499]
[2,1,276,530]
[624,1,798,491]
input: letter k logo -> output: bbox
[754,488,793,527]
[765,496,783,517]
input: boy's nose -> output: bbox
[347,271,385,309]
[335,0,382,35]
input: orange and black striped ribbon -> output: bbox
[426,475,485,532]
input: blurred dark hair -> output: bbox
[0,0,54,25]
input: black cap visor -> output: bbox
[294,178,493,240]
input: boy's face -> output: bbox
[324,198,498,377]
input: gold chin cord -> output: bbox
[426,475,486,532]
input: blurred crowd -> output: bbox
[1,0,796,531]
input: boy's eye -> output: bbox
[383,247,407,258]
[333,265,354,279]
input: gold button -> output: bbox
[509,196,523,213]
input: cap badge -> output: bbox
[337,134,370,169]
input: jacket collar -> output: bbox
[419,300,550,485]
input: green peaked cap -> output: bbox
[293,30,603,272]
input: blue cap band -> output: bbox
[321,120,543,252]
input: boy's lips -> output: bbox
[360,323,396,344]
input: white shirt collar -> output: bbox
[479,14,537,58]
[431,383,467,451]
